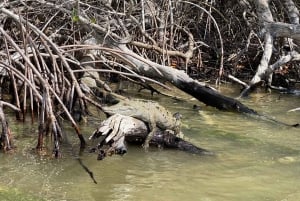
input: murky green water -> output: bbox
[1,85,300,201]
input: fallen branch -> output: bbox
[89,114,213,160]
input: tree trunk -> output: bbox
[240,0,300,97]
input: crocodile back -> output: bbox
[102,99,180,132]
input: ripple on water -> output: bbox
[1,86,300,201]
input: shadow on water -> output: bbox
[1,84,300,201]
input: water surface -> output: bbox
[1,85,300,201]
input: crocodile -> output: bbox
[101,95,182,149]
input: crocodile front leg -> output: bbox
[142,114,157,150]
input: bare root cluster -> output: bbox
[0,0,299,156]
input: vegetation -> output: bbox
[0,0,299,156]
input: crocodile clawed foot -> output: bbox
[142,142,150,152]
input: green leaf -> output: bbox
[90,17,97,24]
[72,8,79,23]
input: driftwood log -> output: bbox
[89,114,213,160]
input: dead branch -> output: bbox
[89,114,213,160]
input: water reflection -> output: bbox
[0,86,300,200]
